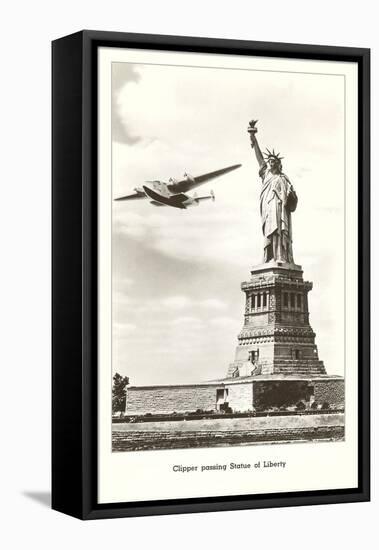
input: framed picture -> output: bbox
[52,30,370,519]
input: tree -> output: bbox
[112,373,129,414]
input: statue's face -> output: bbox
[268,158,281,174]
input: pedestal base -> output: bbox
[227,262,327,378]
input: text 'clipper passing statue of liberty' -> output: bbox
[248,120,298,265]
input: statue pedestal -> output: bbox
[227,262,327,378]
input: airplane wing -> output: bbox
[169,164,241,193]
[114,191,145,202]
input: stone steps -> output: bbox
[260,364,327,375]
[261,359,326,375]
[276,366,326,373]
[227,360,327,377]
[274,364,326,369]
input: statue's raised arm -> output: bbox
[247,120,265,169]
[247,120,297,266]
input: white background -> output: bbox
[0,1,376,548]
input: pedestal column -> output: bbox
[227,261,327,377]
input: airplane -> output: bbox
[114,163,242,209]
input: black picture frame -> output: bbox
[52,30,370,520]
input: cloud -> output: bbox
[209,316,239,328]
[113,205,257,268]
[114,276,135,292]
[112,64,142,144]
[198,299,227,311]
[113,322,137,334]
[169,316,204,328]
[113,294,228,314]
[161,295,191,309]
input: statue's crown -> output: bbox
[264,148,284,161]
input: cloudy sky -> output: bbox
[111,60,345,385]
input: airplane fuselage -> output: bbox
[142,183,209,209]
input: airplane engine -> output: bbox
[182,196,198,208]
[183,172,195,184]
[182,190,215,208]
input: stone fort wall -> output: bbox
[126,382,255,415]
[252,379,344,409]
[125,378,344,415]
[225,382,253,412]
[126,384,220,415]
[314,379,345,406]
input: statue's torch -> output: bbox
[247,119,258,148]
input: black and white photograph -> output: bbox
[109,56,347,454]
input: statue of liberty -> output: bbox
[248,120,298,264]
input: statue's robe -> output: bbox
[259,163,298,263]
